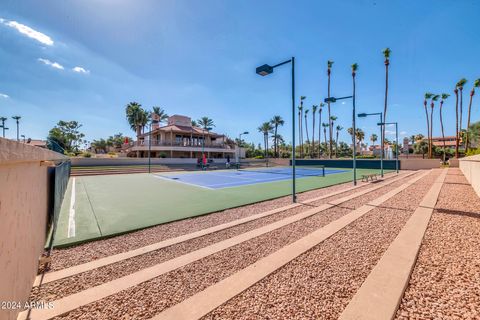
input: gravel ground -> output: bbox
[200,170,439,320]
[33,173,411,301]
[48,175,394,271]
[50,171,426,319]
[396,168,480,320]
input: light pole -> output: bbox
[358,112,384,177]
[12,116,21,141]
[256,57,296,202]
[324,96,356,185]
[379,122,399,174]
[0,117,7,138]
[237,131,249,163]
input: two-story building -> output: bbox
[129,115,236,159]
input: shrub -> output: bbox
[466,148,480,156]
[254,155,264,159]
[82,152,92,158]
[159,152,167,158]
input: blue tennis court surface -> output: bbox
[155,167,348,189]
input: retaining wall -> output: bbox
[459,155,480,198]
[0,138,66,320]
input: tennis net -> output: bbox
[237,162,325,177]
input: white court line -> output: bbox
[153,174,215,190]
[67,178,76,238]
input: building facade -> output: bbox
[129,115,236,159]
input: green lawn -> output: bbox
[54,168,387,247]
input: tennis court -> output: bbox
[53,166,387,247]
[155,166,346,189]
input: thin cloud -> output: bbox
[38,58,64,70]
[0,93,9,98]
[1,18,54,46]
[72,66,90,74]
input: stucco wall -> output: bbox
[459,155,480,198]
[0,138,66,320]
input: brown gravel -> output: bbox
[50,171,428,319]
[396,168,480,320]
[200,170,440,320]
[33,173,411,302]
[48,175,391,271]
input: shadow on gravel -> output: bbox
[436,208,480,219]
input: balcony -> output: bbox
[132,140,233,150]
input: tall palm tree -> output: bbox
[423,93,433,157]
[454,86,460,157]
[311,105,318,157]
[258,122,273,158]
[125,102,146,138]
[370,133,378,146]
[298,96,306,157]
[382,48,391,156]
[329,116,338,156]
[322,123,329,150]
[327,60,334,158]
[197,117,215,148]
[429,95,440,158]
[11,115,21,141]
[318,103,324,158]
[457,78,468,133]
[356,128,365,148]
[191,120,198,127]
[304,108,310,156]
[352,62,358,159]
[151,106,169,124]
[465,79,480,152]
[439,94,450,162]
[270,115,285,158]
[335,125,343,157]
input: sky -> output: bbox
[0,0,479,146]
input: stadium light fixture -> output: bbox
[256,57,297,203]
[357,112,384,177]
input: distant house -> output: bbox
[25,139,47,148]
[130,115,236,159]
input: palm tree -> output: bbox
[191,120,198,127]
[370,133,378,146]
[311,105,318,157]
[382,48,391,156]
[454,86,460,157]
[465,79,480,152]
[329,116,338,156]
[318,103,324,158]
[304,108,310,155]
[258,122,273,158]
[11,115,21,141]
[335,125,343,157]
[439,94,450,162]
[197,117,215,148]
[299,96,306,157]
[429,95,440,158]
[356,129,365,148]
[327,60,334,158]
[151,106,169,124]
[423,93,433,157]
[322,123,329,150]
[270,115,285,158]
[457,78,468,133]
[125,102,147,138]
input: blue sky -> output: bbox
[0,0,479,146]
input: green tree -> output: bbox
[151,106,169,124]
[423,93,434,157]
[125,102,148,138]
[258,122,273,158]
[311,105,318,158]
[429,94,440,158]
[455,78,468,157]
[439,94,450,162]
[335,125,343,157]
[465,79,480,152]
[270,115,284,158]
[48,120,85,153]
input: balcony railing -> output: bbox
[134,140,232,149]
